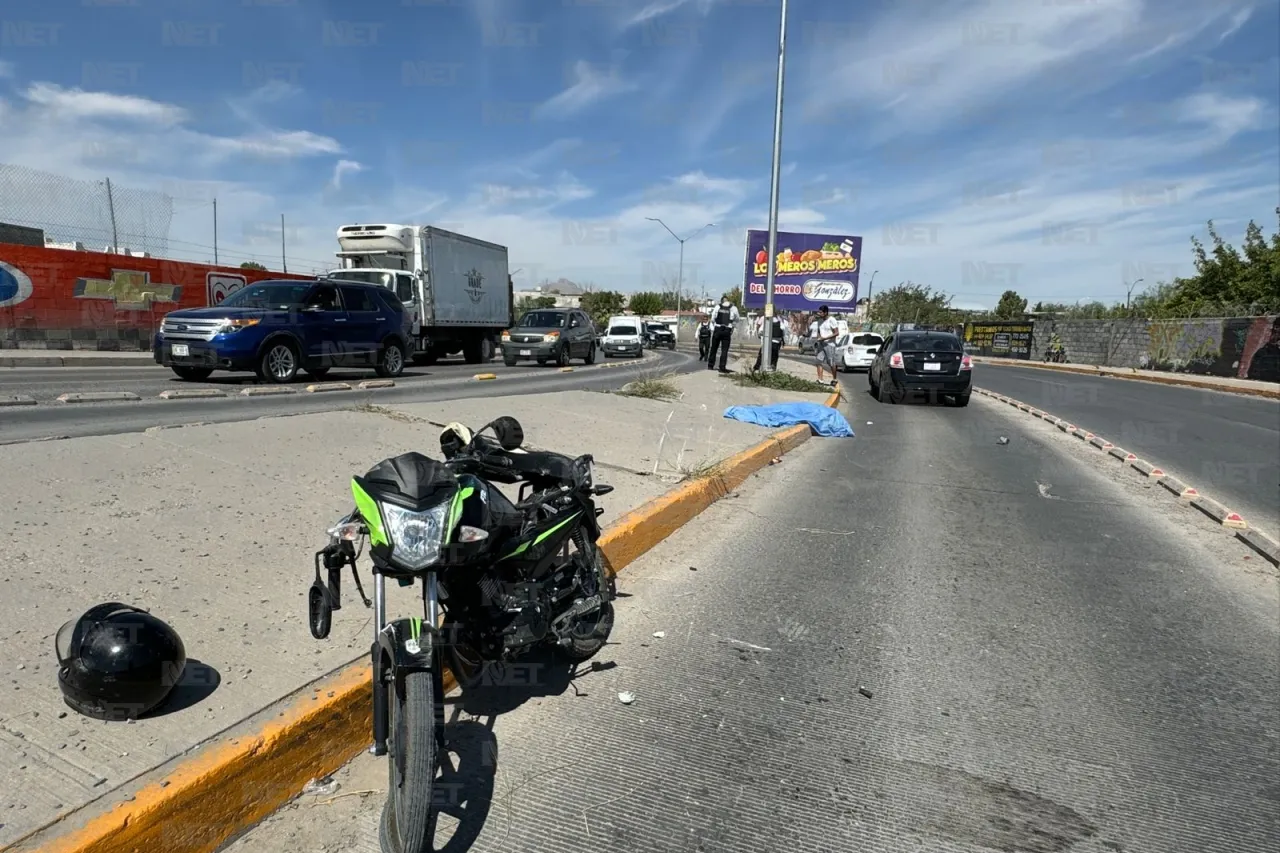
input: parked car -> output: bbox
[643,321,676,350]
[835,331,883,372]
[602,319,644,358]
[154,278,408,384]
[501,307,598,367]
[868,329,972,406]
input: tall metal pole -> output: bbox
[677,238,685,337]
[866,269,878,318]
[760,0,789,372]
[281,213,287,273]
[213,198,218,266]
[104,177,119,253]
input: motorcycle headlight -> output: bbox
[572,455,595,489]
[381,503,448,570]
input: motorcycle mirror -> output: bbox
[489,416,524,450]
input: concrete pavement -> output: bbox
[972,363,1279,539]
[0,358,833,850]
[225,388,1279,852]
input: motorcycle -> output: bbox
[1043,344,1068,363]
[305,416,617,853]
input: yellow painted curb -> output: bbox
[17,382,842,853]
[559,367,573,373]
[472,373,497,381]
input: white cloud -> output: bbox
[1219,6,1254,42]
[23,83,188,125]
[328,159,364,190]
[799,0,1149,139]
[536,60,637,119]
[621,0,724,30]
[1176,92,1268,139]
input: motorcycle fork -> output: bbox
[370,571,389,757]
[425,574,446,753]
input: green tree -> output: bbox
[993,289,1028,318]
[867,282,954,325]
[580,290,626,327]
[516,295,557,311]
[628,291,665,316]
[240,261,266,271]
[720,286,743,311]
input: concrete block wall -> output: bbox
[1023,315,1279,382]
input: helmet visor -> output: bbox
[55,618,78,665]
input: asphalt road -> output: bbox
[0,350,694,444]
[227,390,1279,853]
[971,363,1280,534]
[0,351,660,403]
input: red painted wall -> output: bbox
[0,242,311,332]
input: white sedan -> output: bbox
[836,332,884,372]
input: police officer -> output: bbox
[753,313,785,371]
[697,314,712,360]
[707,296,739,372]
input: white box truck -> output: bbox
[327,223,513,364]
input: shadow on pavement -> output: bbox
[145,658,221,717]
[445,647,618,717]
[428,718,499,853]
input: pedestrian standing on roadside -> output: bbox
[697,314,712,360]
[752,313,785,371]
[814,305,839,385]
[707,297,739,373]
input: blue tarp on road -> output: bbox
[723,402,855,437]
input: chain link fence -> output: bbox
[0,164,173,257]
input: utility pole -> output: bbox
[104,178,119,253]
[645,217,714,342]
[213,198,218,266]
[281,214,287,273]
[865,269,878,318]
[1125,277,1143,310]
[760,0,790,372]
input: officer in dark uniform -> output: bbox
[707,297,739,372]
[697,314,712,360]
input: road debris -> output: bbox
[724,638,772,653]
[301,777,339,796]
[652,631,666,639]
[997,436,1010,445]
[858,686,873,699]
[617,691,636,705]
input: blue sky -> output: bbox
[0,0,1276,308]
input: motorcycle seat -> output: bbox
[499,447,577,482]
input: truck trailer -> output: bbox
[326,223,513,364]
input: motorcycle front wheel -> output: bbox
[379,669,437,853]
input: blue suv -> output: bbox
[153,278,408,383]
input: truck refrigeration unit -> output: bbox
[327,223,514,364]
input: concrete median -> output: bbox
[2,360,841,853]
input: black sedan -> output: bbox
[868,330,972,406]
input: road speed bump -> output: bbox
[158,389,225,400]
[55,391,141,403]
[240,386,296,396]
[304,382,353,393]
[473,373,498,381]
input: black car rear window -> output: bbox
[898,334,961,351]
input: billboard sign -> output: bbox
[964,321,1034,358]
[742,230,862,313]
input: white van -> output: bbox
[602,316,643,358]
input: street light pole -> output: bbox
[645,217,714,341]
[760,0,789,372]
[1125,278,1143,311]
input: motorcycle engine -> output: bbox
[478,572,556,650]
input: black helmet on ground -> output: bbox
[55,603,187,721]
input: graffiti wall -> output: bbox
[1024,316,1280,383]
[0,243,310,350]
